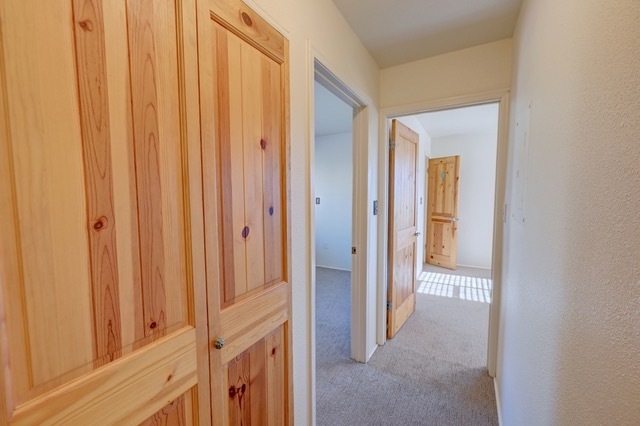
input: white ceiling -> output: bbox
[332,0,523,68]
[314,81,353,137]
[414,103,499,139]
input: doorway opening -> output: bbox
[378,92,509,377]
[310,58,371,420]
[314,79,354,372]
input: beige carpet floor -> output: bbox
[316,266,498,425]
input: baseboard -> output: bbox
[315,264,351,272]
[493,377,503,426]
[366,344,378,363]
[457,263,492,270]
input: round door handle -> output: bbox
[414,232,421,236]
[214,337,225,350]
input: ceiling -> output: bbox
[314,81,353,137]
[414,103,499,139]
[331,0,523,68]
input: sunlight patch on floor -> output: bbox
[417,271,492,303]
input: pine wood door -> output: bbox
[426,156,461,270]
[0,0,205,423]
[198,0,291,423]
[387,120,419,339]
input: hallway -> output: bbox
[316,266,497,425]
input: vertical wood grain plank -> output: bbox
[101,0,145,355]
[0,12,29,410]
[178,0,211,419]
[203,16,228,423]
[262,58,283,285]
[227,338,267,424]
[436,162,445,213]
[248,338,266,422]
[151,0,186,332]
[266,327,285,425]
[445,160,455,215]
[218,29,248,304]
[126,0,168,339]
[227,352,251,425]
[72,0,122,367]
[1,0,94,393]
[241,44,266,293]
[214,26,235,305]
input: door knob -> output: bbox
[214,337,225,350]
[448,217,459,222]
[414,232,421,236]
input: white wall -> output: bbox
[315,132,352,271]
[245,0,380,423]
[431,130,497,269]
[380,39,512,108]
[396,116,431,276]
[497,0,640,424]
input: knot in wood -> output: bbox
[92,216,108,231]
[78,20,93,32]
[241,12,253,26]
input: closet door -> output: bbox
[198,0,292,423]
[0,0,205,423]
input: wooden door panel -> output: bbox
[215,27,285,306]
[430,221,453,256]
[140,392,192,426]
[226,326,286,424]
[432,161,457,216]
[387,120,419,339]
[201,0,291,423]
[8,328,197,425]
[426,156,460,269]
[0,0,200,423]
[395,244,415,304]
[1,0,95,397]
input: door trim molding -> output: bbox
[377,89,510,378]
[307,41,373,424]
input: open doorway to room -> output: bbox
[418,103,499,303]
[311,59,372,423]
[414,104,499,383]
[313,79,354,370]
[381,101,502,374]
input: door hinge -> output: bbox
[386,301,392,310]
[352,247,356,254]
[389,141,396,150]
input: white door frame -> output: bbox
[377,89,510,377]
[307,45,373,421]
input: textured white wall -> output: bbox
[497,0,640,424]
[245,0,380,423]
[380,39,512,108]
[315,132,353,271]
[431,130,497,269]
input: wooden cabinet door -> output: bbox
[0,1,204,423]
[426,156,461,270]
[198,0,291,423]
[387,119,419,339]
